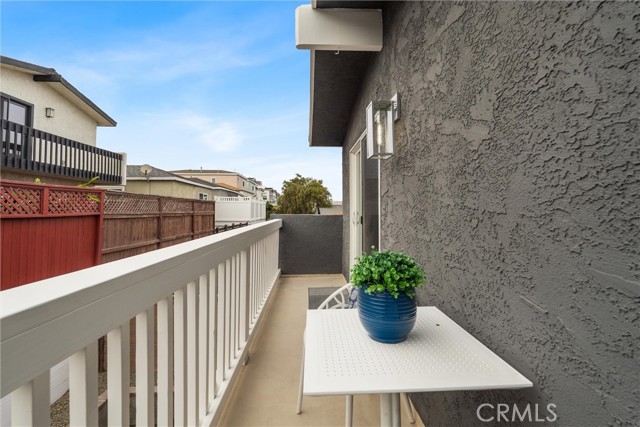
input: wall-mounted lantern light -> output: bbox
[45,107,55,118]
[366,93,400,159]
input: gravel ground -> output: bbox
[50,371,139,427]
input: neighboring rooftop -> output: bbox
[127,165,242,195]
[170,169,235,174]
[188,178,241,193]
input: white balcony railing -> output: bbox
[214,197,266,227]
[0,219,282,426]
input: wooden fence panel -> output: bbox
[102,193,216,262]
[0,180,103,290]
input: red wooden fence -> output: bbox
[0,180,104,290]
[0,182,219,290]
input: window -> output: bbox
[1,94,32,126]
[1,94,33,157]
[199,193,208,200]
[211,178,216,183]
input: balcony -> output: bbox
[1,220,419,426]
[1,119,124,185]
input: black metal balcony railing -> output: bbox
[1,119,123,184]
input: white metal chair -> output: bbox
[296,284,415,426]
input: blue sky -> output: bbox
[1,1,343,199]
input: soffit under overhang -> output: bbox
[310,50,374,147]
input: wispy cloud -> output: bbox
[181,115,242,152]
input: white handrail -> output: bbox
[1,219,282,426]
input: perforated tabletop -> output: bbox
[303,307,532,396]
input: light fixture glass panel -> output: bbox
[366,100,394,159]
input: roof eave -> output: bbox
[301,2,383,148]
[1,55,117,127]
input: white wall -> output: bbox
[215,197,266,226]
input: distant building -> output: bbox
[0,55,125,186]
[171,169,259,198]
[256,185,279,204]
[319,201,342,216]
[126,165,241,200]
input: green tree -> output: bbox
[278,174,332,214]
[266,201,274,220]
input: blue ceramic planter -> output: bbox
[357,288,417,343]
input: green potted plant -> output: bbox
[350,248,425,343]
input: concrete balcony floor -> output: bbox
[218,275,424,427]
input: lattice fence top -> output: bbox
[1,182,101,216]
[104,192,159,215]
[163,198,194,214]
[48,190,101,214]
[193,200,215,213]
[1,184,41,215]
[103,192,215,215]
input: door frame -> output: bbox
[349,131,366,271]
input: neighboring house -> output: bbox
[297,2,637,426]
[256,185,279,204]
[126,165,241,200]
[266,187,279,204]
[0,55,125,185]
[171,169,259,197]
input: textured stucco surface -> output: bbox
[272,214,342,274]
[1,67,99,145]
[341,2,639,426]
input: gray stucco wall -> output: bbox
[272,214,342,275]
[341,2,639,426]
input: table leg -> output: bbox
[380,393,401,427]
[391,393,401,427]
[380,394,392,427]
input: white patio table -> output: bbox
[303,307,533,427]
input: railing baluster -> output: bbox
[240,248,250,344]
[11,371,50,427]
[52,135,59,174]
[36,132,43,171]
[249,244,256,327]
[230,254,237,358]
[252,242,258,321]
[208,267,217,405]
[187,280,199,426]
[136,307,155,427]
[45,137,51,173]
[198,274,209,421]
[69,341,98,426]
[236,253,242,352]
[174,288,187,426]
[225,258,232,374]
[158,297,174,426]
[216,262,226,389]
[107,322,130,426]
[259,238,264,307]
